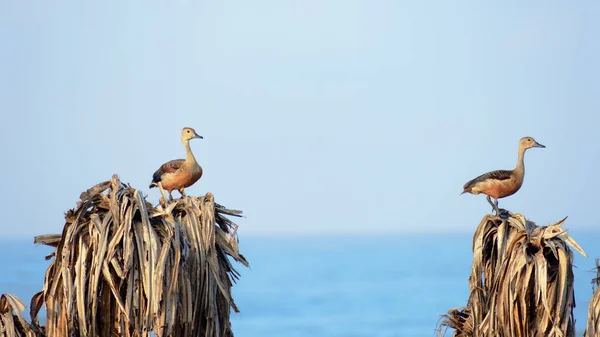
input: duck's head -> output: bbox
[181,127,203,142]
[519,136,545,151]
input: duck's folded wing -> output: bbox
[463,169,512,190]
[152,159,185,183]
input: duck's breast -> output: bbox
[160,171,186,191]
[479,177,523,199]
[185,165,203,188]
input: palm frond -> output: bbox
[584,259,600,337]
[3,174,247,337]
[439,212,586,337]
[0,294,39,337]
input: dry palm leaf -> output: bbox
[439,212,586,337]
[584,259,600,337]
[0,294,39,337]
[0,174,250,337]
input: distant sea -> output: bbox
[1,232,598,337]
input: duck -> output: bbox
[461,136,545,215]
[149,127,203,200]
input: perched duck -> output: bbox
[461,136,545,215]
[149,127,203,200]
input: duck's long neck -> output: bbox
[183,140,197,164]
[514,146,526,177]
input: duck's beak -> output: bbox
[194,133,203,139]
[533,141,545,148]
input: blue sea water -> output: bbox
[0,232,598,337]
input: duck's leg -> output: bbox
[178,188,186,198]
[494,198,501,216]
[486,196,499,215]
[486,195,495,209]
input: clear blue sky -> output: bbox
[1,1,598,237]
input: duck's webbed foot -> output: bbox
[492,198,509,218]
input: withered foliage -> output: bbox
[1,175,247,337]
[439,212,586,337]
[585,259,600,337]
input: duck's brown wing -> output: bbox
[463,169,512,191]
[152,159,185,183]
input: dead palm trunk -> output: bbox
[584,260,600,337]
[1,174,248,337]
[438,212,587,337]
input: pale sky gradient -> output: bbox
[1,1,599,237]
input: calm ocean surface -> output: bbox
[1,231,598,337]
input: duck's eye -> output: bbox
[187,130,190,133]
